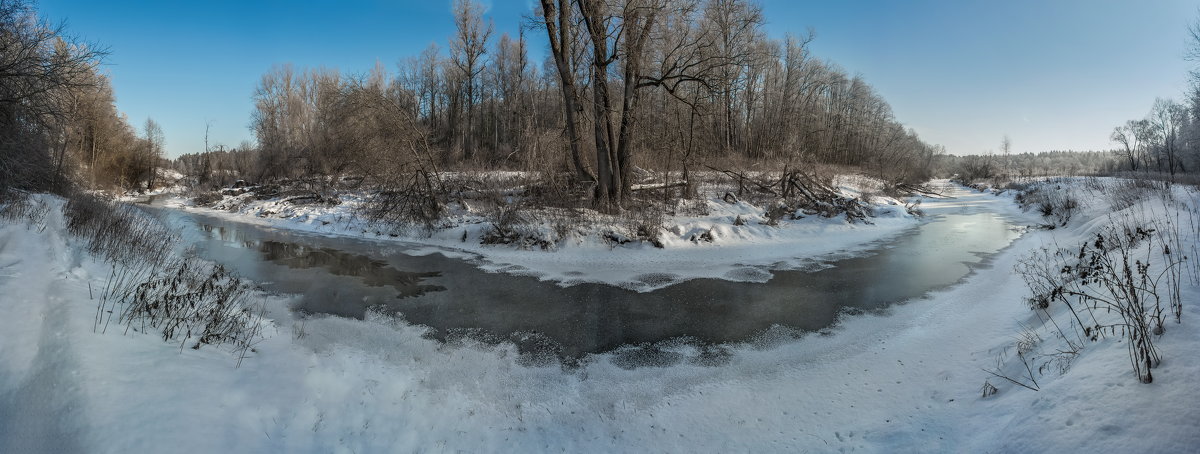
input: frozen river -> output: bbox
[151,185,1024,363]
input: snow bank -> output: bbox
[159,175,926,291]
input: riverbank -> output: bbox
[1,176,1197,452]
[153,175,942,291]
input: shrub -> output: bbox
[358,170,443,235]
[64,192,176,266]
[626,203,666,248]
[1016,184,1078,227]
[1016,221,1186,383]
[95,255,265,365]
[0,189,48,224]
[1102,178,1172,212]
[480,200,553,250]
[191,191,224,206]
[62,193,266,363]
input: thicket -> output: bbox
[0,188,49,224]
[1014,181,1079,228]
[93,253,265,365]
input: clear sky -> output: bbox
[36,0,1199,157]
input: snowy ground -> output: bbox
[155,175,923,291]
[1,178,1198,453]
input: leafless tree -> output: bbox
[0,0,108,191]
[1149,98,1186,178]
[1111,123,1140,172]
[537,0,596,183]
[142,118,163,190]
[231,0,952,212]
[1000,135,1012,178]
[449,0,493,162]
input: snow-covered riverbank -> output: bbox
[1,177,1197,453]
[155,176,934,291]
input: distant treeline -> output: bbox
[937,150,1121,181]
[1096,16,1200,180]
[944,11,1200,185]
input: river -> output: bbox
[148,185,1024,365]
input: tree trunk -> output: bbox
[539,0,595,184]
[578,0,618,207]
[465,80,474,161]
[590,62,615,206]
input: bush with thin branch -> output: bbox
[95,255,265,366]
[1015,183,1079,227]
[60,193,266,363]
[63,192,176,266]
[0,188,49,224]
[1016,220,1186,383]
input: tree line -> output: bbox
[2,0,943,201]
[1102,14,1200,179]
[949,11,1200,186]
[942,147,1121,182]
[223,0,940,207]
[1109,97,1195,177]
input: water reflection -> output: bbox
[258,241,445,298]
[198,224,446,301]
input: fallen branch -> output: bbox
[630,181,688,192]
[894,183,954,199]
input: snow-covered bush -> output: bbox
[625,203,666,248]
[191,190,224,207]
[1015,183,1079,227]
[480,199,554,250]
[359,170,444,235]
[1100,178,1172,212]
[60,192,266,361]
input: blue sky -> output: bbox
[37,0,1198,157]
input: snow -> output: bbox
[0,178,1198,452]
[157,175,925,291]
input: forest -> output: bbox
[6,0,1200,216]
[176,0,943,210]
[9,0,1200,211]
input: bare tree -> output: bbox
[1186,9,1200,86]
[230,0,949,209]
[703,0,764,154]
[449,0,493,162]
[143,118,163,190]
[0,0,108,191]
[1111,123,1140,171]
[1149,98,1186,178]
[1000,135,1012,178]
[537,0,596,183]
